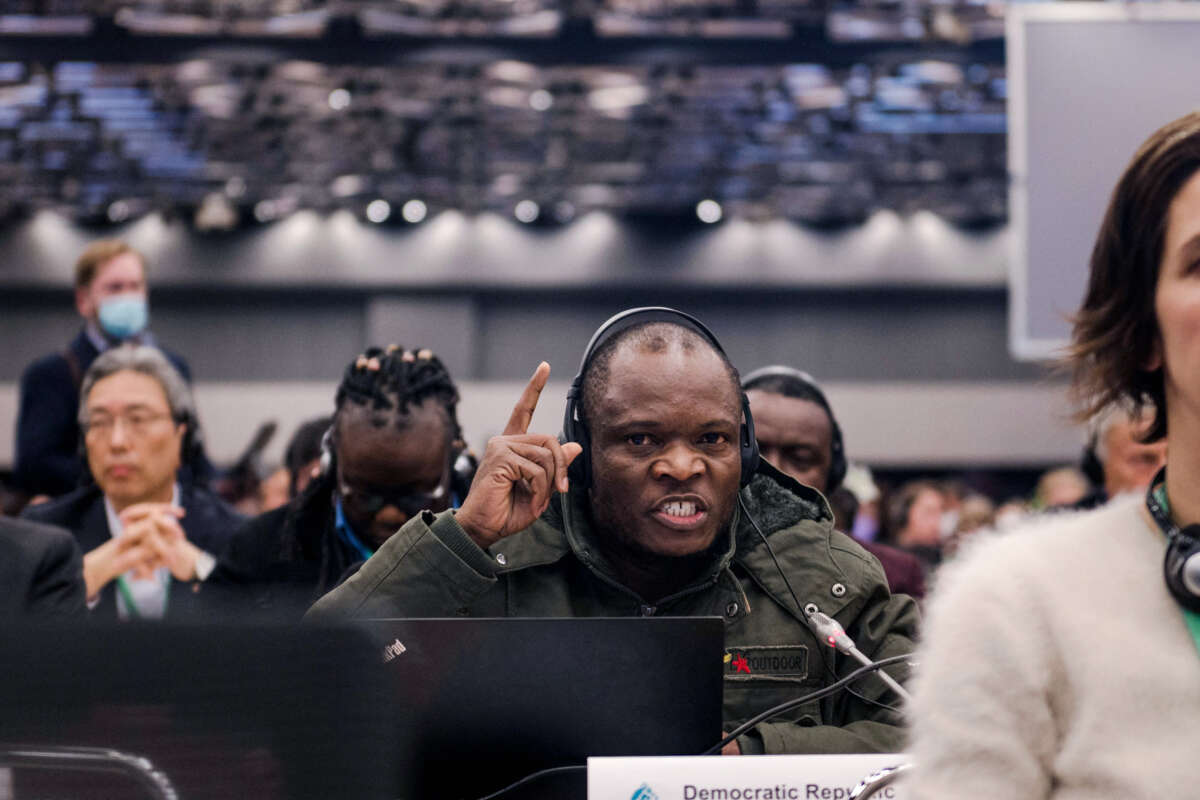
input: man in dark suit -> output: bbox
[743,366,926,600]
[0,517,86,617]
[14,239,195,499]
[23,345,241,621]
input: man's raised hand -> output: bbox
[455,362,583,550]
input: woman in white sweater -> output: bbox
[906,111,1200,799]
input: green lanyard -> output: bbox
[1147,480,1200,657]
[114,574,170,620]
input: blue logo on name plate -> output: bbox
[631,784,659,800]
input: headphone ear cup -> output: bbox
[451,447,478,502]
[1164,525,1200,613]
[739,395,759,488]
[566,424,591,488]
[827,424,847,494]
[319,428,334,476]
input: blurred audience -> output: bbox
[1034,465,1091,509]
[21,345,241,621]
[884,479,945,573]
[283,415,331,498]
[14,240,207,501]
[250,417,332,515]
[206,346,469,620]
[1082,405,1167,506]
[842,463,882,542]
[942,492,996,558]
[743,366,925,599]
[0,516,86,618]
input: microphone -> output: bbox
[806,609,912,704]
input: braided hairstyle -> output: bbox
[334,345,462,443]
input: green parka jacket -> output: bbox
[307,461,919,755]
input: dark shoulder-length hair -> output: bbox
[1069,111,1200,441]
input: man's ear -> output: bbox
[75,286,93,319]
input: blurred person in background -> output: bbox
[14,240,205,502]
[22,345,240,621]
[907,111,1200,798]
[283,415,331,499]
[0,516,86,618]
[251,416,333,515]
[744,366,924,599]
[1035,465,1092,509]
[1076,405,1167,508]
[205,347,471,620]
[842,463,883,542]
[941,492,996,559]
[883,479,945,574]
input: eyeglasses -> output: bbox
[336,466,449,517]
[83,410,173,438]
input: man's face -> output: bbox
[84,369,184,511]
[588,344,743,560]
[75,252,147,322]
[745,389,833,492]
[1102,417,1167,497]
[334,399,452,551]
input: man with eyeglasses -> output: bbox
[22,345,241,621]
[205,346,469,620]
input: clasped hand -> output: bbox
[455,362,584,550]
[83,503,203,599]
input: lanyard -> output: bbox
[114,573,171,620]
[1145,467,1200,657]
[334,498,375,562]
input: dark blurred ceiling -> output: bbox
[0,0,1010,228]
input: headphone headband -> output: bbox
[741,364,847,494]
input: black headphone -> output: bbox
[561,306,759,489]
[740,365,847,494]
[1146,467,1200,613]
[319,425,477,505]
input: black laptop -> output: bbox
[356,616,725,800]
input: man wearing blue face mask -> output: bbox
[14,240,198,500]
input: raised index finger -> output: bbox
[503,362,551,436]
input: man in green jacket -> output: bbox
[309,309,918,755]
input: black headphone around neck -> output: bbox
[1137,465,1200,609]
[740,365,847,494]
[561,306,759,489]
[1146,467,1200,613]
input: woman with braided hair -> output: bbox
[202,345,470,621]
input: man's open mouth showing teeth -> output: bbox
[661,501,697,517]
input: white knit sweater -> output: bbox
[906,494,1200,800]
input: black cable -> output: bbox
[700,653,914,756]
[473,764,588,800]
[737,495,902,716]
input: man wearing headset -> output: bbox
[743,366,925,600]
[22,345,240,621]
[310,309,917,755]
[207,346,472,621]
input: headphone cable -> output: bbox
[737,495,905,715]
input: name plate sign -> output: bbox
[588,753,907,800]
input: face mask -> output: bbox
[97,294,148,340]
